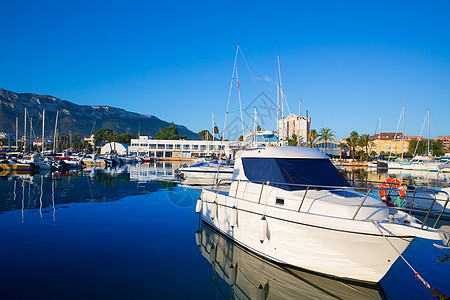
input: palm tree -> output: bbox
[318,127,335,155]
[308,129,318,148]
[346,132,359,160]
[288,134,298,146]
[358,134,373,161]
[339,142,346,159]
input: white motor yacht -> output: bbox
[177,161,234,182]
[196,146,449,283]
[19,153,52,170]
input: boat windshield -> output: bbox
[242,157,350,190]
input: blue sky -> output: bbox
[1,0,449,140]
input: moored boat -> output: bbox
[0,160,34,171]
[196,146,449,283]
[177,160,233,182]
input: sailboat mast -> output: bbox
[278,55,284,146]
[30,118,33,153]
[254,108,257,144]
[276,82,280,144]
[235,67,245,141]
[15,117,18,150]
[42,110,45,154]
[427,107,430,158]
[298,99,301,146]
[223,44,239,142]
[378,116,381,157]
[53,111,59,153]
[401,98,405,160]
[212,112,215,142]
[24,108,27,153]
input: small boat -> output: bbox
[80,154,107,167]
[140,156,154,163]
[0,160,34,171]
[177,160,233,182]
[19,153,52,170]
[196,146,449,283]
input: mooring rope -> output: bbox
[371,220,448,300]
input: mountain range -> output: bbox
[0,88,199,140]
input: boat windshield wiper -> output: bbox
[282,169,320,191]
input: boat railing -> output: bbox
[212,178,449,229]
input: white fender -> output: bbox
[230,206,237,228]
[195,199,202,213]
[210,202,217,220]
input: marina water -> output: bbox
[0,164,449,299]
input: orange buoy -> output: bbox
[380,178,406,207]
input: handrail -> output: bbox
[209,177,449,228]
[352,189,372,220]
[298,186,309,212]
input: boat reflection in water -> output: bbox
[196,223,385,300]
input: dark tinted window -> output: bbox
[242,158,350,190]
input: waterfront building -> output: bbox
[128,136,244,160]
[370,132,410,155]
[436,136,450,151]
[277,114,310,145]
[83,135,95,147]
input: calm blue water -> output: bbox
[0,165,449,299]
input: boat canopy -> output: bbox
[241,157,350,191]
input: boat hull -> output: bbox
[179,168,233,181]
[0,162,34,171]
[200,190,414,283]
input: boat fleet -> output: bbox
[0,151,143,175]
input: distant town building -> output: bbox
[32,140,51,147]
[370,132,411,154]
[436,136,450,151]
[404,135,425,142]
[277,114,310,145]
[83,135,95,147]
[314,140,341,157]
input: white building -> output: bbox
[128,136,242,160]
[101,142,128,155]
[277,114,310,145]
